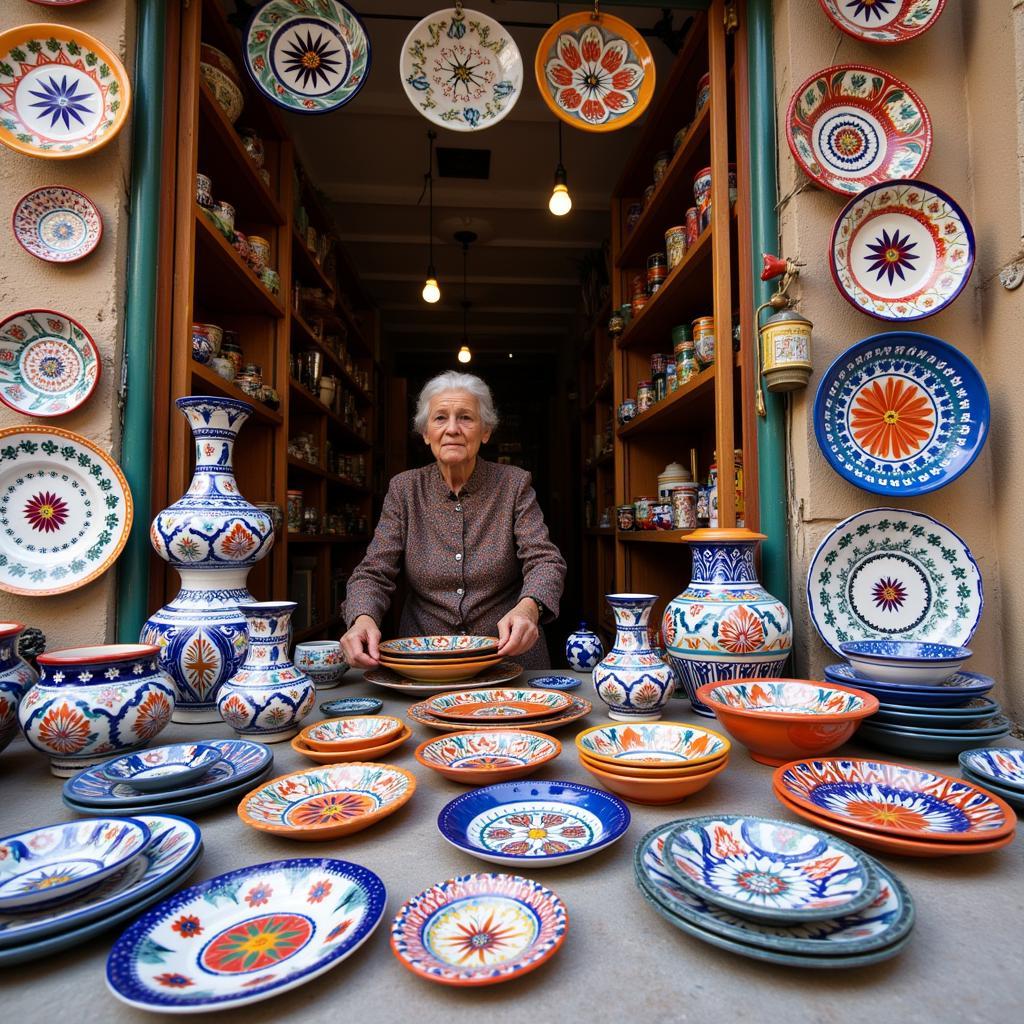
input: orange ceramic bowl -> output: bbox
[579,756,727,805]
[414,730,562,785]
[299,715,404,751]
[377,656,502,683]
[696,679,879,766]
[291,726,413,764]
[578,750,728,779]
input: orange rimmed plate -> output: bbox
[426,688,573,723]
[408,692,592,734]
[299,715,404,751]
[290,726,413,765]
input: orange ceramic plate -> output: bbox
[299,715,404,751]
[414,730,562,785]
[376,658,500,683]
[533,11,655,133]
[290,726,412,764]
[580,756,726,805]
[577,750,728,779]
[408,693,592,734]
[427,688,573,723]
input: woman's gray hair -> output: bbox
[413,372,499,434]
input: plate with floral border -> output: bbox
[786,64,931,195]
[365,661,523,693]
[106,858,385,1012]
[243,0,371,115]
[958,748,1024,794]
[813,333,988,496]
[530,675,581,691]
[806,507,982,655]
[400,7,523,132]
[426,688,574,722]
[408,692,592,733]
[0,23,132,159]
[13,186,103,263]
[0,309,101,417]
[830,181,974,321]
[817,0,946,45]
[534,10,655,133]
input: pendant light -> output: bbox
[455,230,476,363]
[422,130,441,303]
[547,2,571,216]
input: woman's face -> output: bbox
[423,389,490,467]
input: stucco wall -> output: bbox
[773,0,1023,723]
[0,2,136,647]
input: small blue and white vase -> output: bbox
[592,595,675,721]
[0,622,38,755]
[566,621,604,671]
[217,602,315,743]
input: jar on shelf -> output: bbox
[665,225,687,270]
[642,183,656,208]
[665,357,678,394]
[617,504,635,531]
[653,150,671,185]
[618,399,637,425]
[634,496,656,530]
[286,490,303,533]
[625,202,642,233]
[672,482,698,529]
[646,252,666,295]
[636,380,655,414]
[672,124,690,153]
[658,461,692,500]
[302,507,320,535]
[685,206,700,246]
[693,316,715,368]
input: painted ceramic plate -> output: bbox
[379,634,498,658]
[818,0,946,44]
[534,11,655,133]
[400,7,522,131]
[530,675,581,690]
[806,507,982,655]
[302,715,403,750]
[958,769,1024,813]
[959,748,1024,793]
[575,721,730,768]
[0,309,101,417]
[390,872,568,986]
[101,743,224,792]
[243,0,370,114]
[319,696,382,716]
[437,780,630,867]
[0,24,132,158]
[12,186,103,263]
[408,692,592,733]
[873,695,1000,726]
[824,663,994,702]
[786,64,931,194]
[415,730,561,783]
[365,661,523,693]
[772,758,1016,841]
[426,688,573,722]
[856,719,1010,760]
[107,858,385,1012]
[290,726,413,765]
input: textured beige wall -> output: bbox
[773,0,1023,722]
[0,2,136,648]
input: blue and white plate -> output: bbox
[858,719,1010,760]
[101,743,224,793]
[530,675,582,691]
[437,779,630,867]
[825,663,994,707]
[106,858,385,1012]
[319,696,383,717]
[958,748,1024,794]
[873,695,1000,727]
[959,769,1024,812]
[814,333,989,497]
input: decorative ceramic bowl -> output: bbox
[437,780,630,866]
[696,680,879,766]
[415,731,561,785]
[578,751,727,780]
[840,640,971,685]
[530,675,581,691]
[290,726,412,765]
[320,697,382,717]
[408,692,592,734]
[379,635,499,659]
[580,757,727,805]
[12,187,103,264]
[389,873,568,986]
[199,43,243,88]
[425,688,573,723]
[817,0,947,44]
[857,718,1010,760]
[575,721,730,770]
[294,641,347,688]
[0,818,150,912]
[824,663,994,706]
[367,662,524,693]
[377,655,502,683]
[200,62,244,123]
[100,743,223,793]
[299,715,404,751]
[106,858,386,1012]
[958,748,1024,794]
[958,768,1024,813]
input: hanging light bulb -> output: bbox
[422,268,440,304]
[454,231,477,367]
[548,111,571,216]
[421,131,441,303]
[458,345,472,364]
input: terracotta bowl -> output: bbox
[575,721,730,769]
[415,730,561,784]
[376,657,501,683]
[579,756,727,805]
[578,750,728,779]
[290,726,412,764]
[378,635,499,659]
[299,715,404,751]
[696,679,878,766]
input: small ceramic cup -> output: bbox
[695,71,711,115]
[664,225,687,270]
[693,167,712,215]
[232,230,249,262]
[293,641,348,690]
[672,124,690,153]
[209,355,235,381]
[260,267,280,295]
[248,235,270,274]
[213,200,235,234]
[685,206,701,245]
[192,322,223,356]
[237,127,265,168]
[195,172,213,208]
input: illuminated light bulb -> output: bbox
[422,271,440,304]
[549,182,572,217]
[457,345,472,364]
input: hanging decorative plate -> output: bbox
[0,23,132,159]
[534,10,655,133]
[12,186,103,263]
[0,309,101,417]
[818,0,947,45]
[0,425,132,597]
[786,64,931,194]
[243,0,371,114]
[806,507,982,655]
[813,333,988,496]
[400,7,522,131]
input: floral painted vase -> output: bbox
[592,595,675,721]
[217,602,315,743]
[18,644,175,777]
[141,397,274,723]
[0,623,38,755]
[565,621,604,671]
[662,529,792,717]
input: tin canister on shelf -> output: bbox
[642,184,656,208]
[286,490,303,532]
[653,150,671,185]
[636,380,655,413]
[654,374,666,403]
[685,207,700,246]
[693,316,715,368]
[651,502,674,530]
[631,273,646,299]
[696,484,710,525]
[625,203,642,233]
[618,399,637,425]
[672,482,699,529]
[632,294,648,315]
[677,341,699,386]
[617,504,635,531]
[650,353,667,377]
[665,225,687,269]
[646,252,667,295]
[672,124,690,153]
[634,496,656,530]
[665,357,678,393]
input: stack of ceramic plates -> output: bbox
[62,739,273,816]
[366,661,524,694]
[0,814,203,966]
[377,635,502,682]
[574,722,730,805]
[291,714,412,764]
[772,757,1017,856]
[408,688,592,734]
[959,748,1024,812]
[634,814,915,968]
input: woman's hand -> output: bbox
[340,615,381,668]
[496,599,539,657]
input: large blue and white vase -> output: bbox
[592,595,675,721]
[141,397,274,723]
[0,622,38,755]
[663,529,792,717]
[216,602,315,743]
[566,621,604,671]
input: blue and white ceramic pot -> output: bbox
[141,397,274,723]
[293,640,348,689]
[217,602,315,743]
[592,595,675,721]
[566,621,604,671]
[663,529,792,717]
[0,622,38,755]
[18,644,175,777]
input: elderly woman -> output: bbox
[341,371,566,669]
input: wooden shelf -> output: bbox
[291,313,373,404]
[287,534,370,545]
[288,380,372,449]
[618,530,696,543]
[190,361,283,424]
[292,227,337,295]
[618,365,718,439]
[286,457,370,493]
[294,616,345,643]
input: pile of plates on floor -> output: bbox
[0,814,202,966]
[634,814,915,968]
[365,661,524,693]
[959,747,1024,812]
[291,714,412,764]
[408,688,592,733]
[62,739,273,816]
[376,635,503,683]
[772,757,1017,856]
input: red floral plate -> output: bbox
[408,693,592,733]
[426,688,573,722]
[817,0,946,45]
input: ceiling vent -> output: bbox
[437,147,491,180]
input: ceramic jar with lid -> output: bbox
[565,622,604,671]
[693,316,715,367]
[0,623,38,755]
[658,461,692,500]
[637,381,655,413]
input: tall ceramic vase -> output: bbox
[216,602,315,742]
[662,529,792,717]
[0,622,38,755]
[592,594,675,721]
[141,397,274,723]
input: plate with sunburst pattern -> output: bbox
[818,0,946,45]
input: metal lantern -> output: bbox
[755,253,813,414]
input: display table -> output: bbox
[3,669,1021,1020]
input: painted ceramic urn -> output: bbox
[566,621,604,671]
[592,594,675,721]
[0,622,38,755]
[141,397,274,723]
[662,529,792,717]
[217,602,316,742]
[18,644,175,777]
